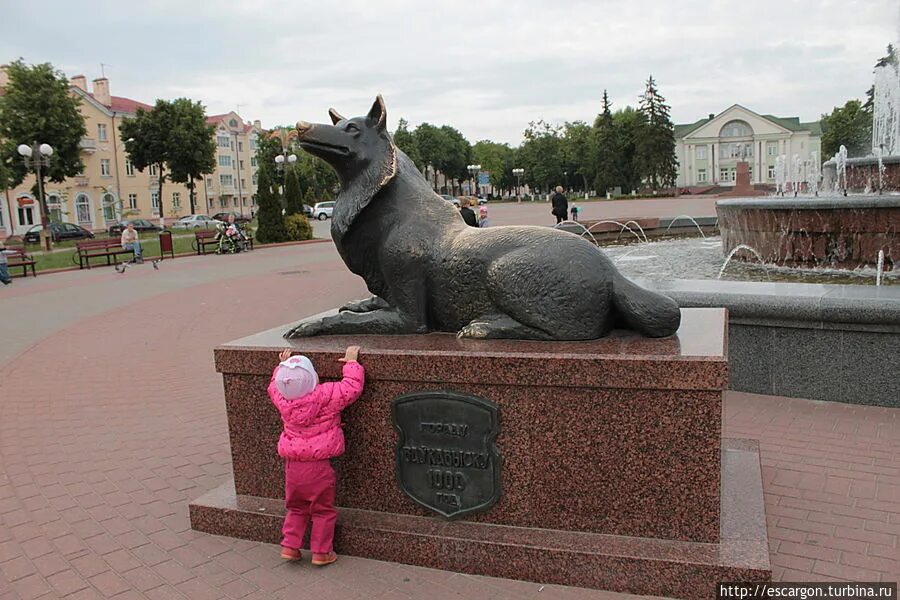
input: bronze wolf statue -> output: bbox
[285,96,680,340]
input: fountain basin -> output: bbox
[716,195,900,269]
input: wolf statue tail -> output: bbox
[611,274,681,338]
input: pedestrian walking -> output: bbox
[551,186,568,224]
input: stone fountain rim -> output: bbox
[716,195,900,210]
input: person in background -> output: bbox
[570,205,580,222]
[551,186,568,224]
[478,205,490,227]
[459,197,479,227]
[120,222,143,264]
[0,241,15,285]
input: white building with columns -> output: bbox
[674,104,822,188]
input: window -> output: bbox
[720,142,753,159]
[252,172,258,185]
[219,155,232,167]
[251,157,258,167]
[220,174,233,187]
[172,192,181,208]
[238,141,243,152]
[234,197,241,207]
[241,179,246,189]
[252,194,257,205]
[218,135,231,148]
[697,169,707,183]
[719,120,752,138]
[719,168,729,182]
[150,164,158,176]
[219,198,227,208]
[18,206,34,226]
[47,194,62,223]
[250,136,258,150]
[767,165,776,179]
[0,203,4,228]
[239,160,244,170]
[229,118,238,128]
[695,146,707,160]
[102,193,116,221]
[767,143,778,157]
[75,193,91,224]
[151,191,160,215]
[206,177,213,188]
[128,193,138,209]
[98,124,108,141]
[100,159,111,177]
[125,160,135,176]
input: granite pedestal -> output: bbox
[190,308,770,598]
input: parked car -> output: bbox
[440,194,460,207]
[23,222,95,244]
[211,212,252,225]
[302,204,314,218]
[108,219,163,236]
[313,201,335,220]
[173,214,215,229]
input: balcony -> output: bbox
[79,138,97,153]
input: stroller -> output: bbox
[215,222,251,254]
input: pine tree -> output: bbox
[284,166,303,215]
[254,163,287,243]
[592,89,620,193]
[635,76,678,190]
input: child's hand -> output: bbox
[339,346,360,363]
[279,349,292,362]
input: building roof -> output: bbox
[675,106,822,139]
[108,95,153,113]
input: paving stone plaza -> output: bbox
[0,200,897,599]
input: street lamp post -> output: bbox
[467,164,481,198]
[564,170,568,191]
[512,168,524,203]
[274,151,298,210]
[17,142,54,251]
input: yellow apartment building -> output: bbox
[0,70,263,237]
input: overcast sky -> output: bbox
[2,0,898,144]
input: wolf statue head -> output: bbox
[295,95,398,240]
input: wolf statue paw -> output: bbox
[284,320,323,339]
[339,296,389,313]
[456,321,492,339]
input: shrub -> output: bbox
[284,214,313,241]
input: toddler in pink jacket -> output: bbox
[268,345,365,566]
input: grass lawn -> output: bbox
[18,230,211,273]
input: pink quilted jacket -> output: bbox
[268,361,365,461]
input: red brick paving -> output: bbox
[0,238,898,599]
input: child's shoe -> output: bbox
[280,546,302,561]
[311,551,338,566]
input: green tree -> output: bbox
[166,98,216,215]
[393,118,421,168]
[592,90,621,194]
[472,140,514,194]
[0,60,86,249]
[610,107,645,194]
[518,120,564,192]
[121,100,174,224]
[284,166,303,215]
[254,149,287,244]
[635,75,678,189]
[413,123,445,189]
[821,99,873,158]
[438,125,471,188]
[561,121,594,191]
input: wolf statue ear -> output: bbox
[328,108,345,125]
[366,95,387,132]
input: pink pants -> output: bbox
[281,459,338,553]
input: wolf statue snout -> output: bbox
[284,96,681,341]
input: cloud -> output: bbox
[1,0,897,144]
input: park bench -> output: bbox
[193,230,219,255]
[5,245,37,277]
[74,239,134,269]
[193,229,254,255]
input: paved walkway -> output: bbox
[1,210,897,599]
